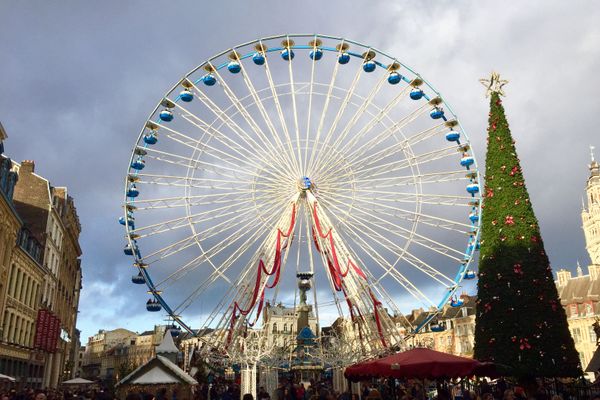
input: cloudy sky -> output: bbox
[1,1,599,342]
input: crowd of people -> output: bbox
[2,378,600,400]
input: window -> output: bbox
[570,304,578,317]
[589,326,597,344]
[585,303,593,316]
[272,323,277,333]
[572,327,582,343]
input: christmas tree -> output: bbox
[473,73,581,378]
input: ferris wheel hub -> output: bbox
[297,176,313,191]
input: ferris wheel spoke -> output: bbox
[174,199,298,318]
[313,98,431,180]
[306,42,345,176]
[310,50,367,176]
[335,85,414,162]
[344,121,453,174]
[284,41,304,174]
[142,145,280,182]
[302,39,320,174]
[317,188,471,231]
[208,64,300,175]
[236,61,301,178]
[324,68,390,162]
[349,145,461,182]
[332,187,473,208]
[260,42,302,174]
[319,195,465,261]
[326,170,471,190]
[319,202,452,300]
[153,199,286,288]
[185,81,295,175]
[153,118,290,184]
[315,201,438,308]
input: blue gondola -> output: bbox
[146,299,162,312]
[124,243,134,256]
[127,184,139,198]
[430,108,444,119]
[180,89,193,102]
[410,88,424,100]
[466,183,479,194]
[363,60,376,72]
[430,322,445,332]
[338,53,350,64]
[309,49,323,60]
[450,297,464,307]
[132,272,145,284]
[281,48,294,61]
[253,52,265,65]
[445,131,460,142]
[469,212,479,223]
[460,156,475,167]
[159,109,173,122]
[144,133,158,145]
[227,61,241,73]
[464,270,477,280]
[388,72,402,85]
[130,159,145,170]
[203,74,216,86]
[119,216,134,226]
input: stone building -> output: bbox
[552,150,600,380]
[405,294,477,357]
[81,326,169,382]
[11,160,83,388]
[262,302,318,352]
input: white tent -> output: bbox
[118,355,197,386]
[62,377,94,385]
[0,373,16,382]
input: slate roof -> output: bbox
[557,275,600,305]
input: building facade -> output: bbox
[0,126,83,388]
[552,152,600,379]
[81,326,168,382]
[11,160,83,388]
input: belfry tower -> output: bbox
[582,146,600,271]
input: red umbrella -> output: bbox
[344,348,498,381]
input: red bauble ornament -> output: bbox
[519,338,531,350]
[531,235,539,243]
[486,188,494,198]
[505,215,515,225]
[513,263,523,275]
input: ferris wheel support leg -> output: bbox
[241,363,257,400]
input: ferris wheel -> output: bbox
[121,34,481,360]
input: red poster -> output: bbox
[43,313,53,352]
[34,309,46,349]
[51,316,61,352]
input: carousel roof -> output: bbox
[117,355,197,386]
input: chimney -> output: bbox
[556,269,572,287]
[20,160,35,173]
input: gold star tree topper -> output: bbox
[479,72,509,98]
